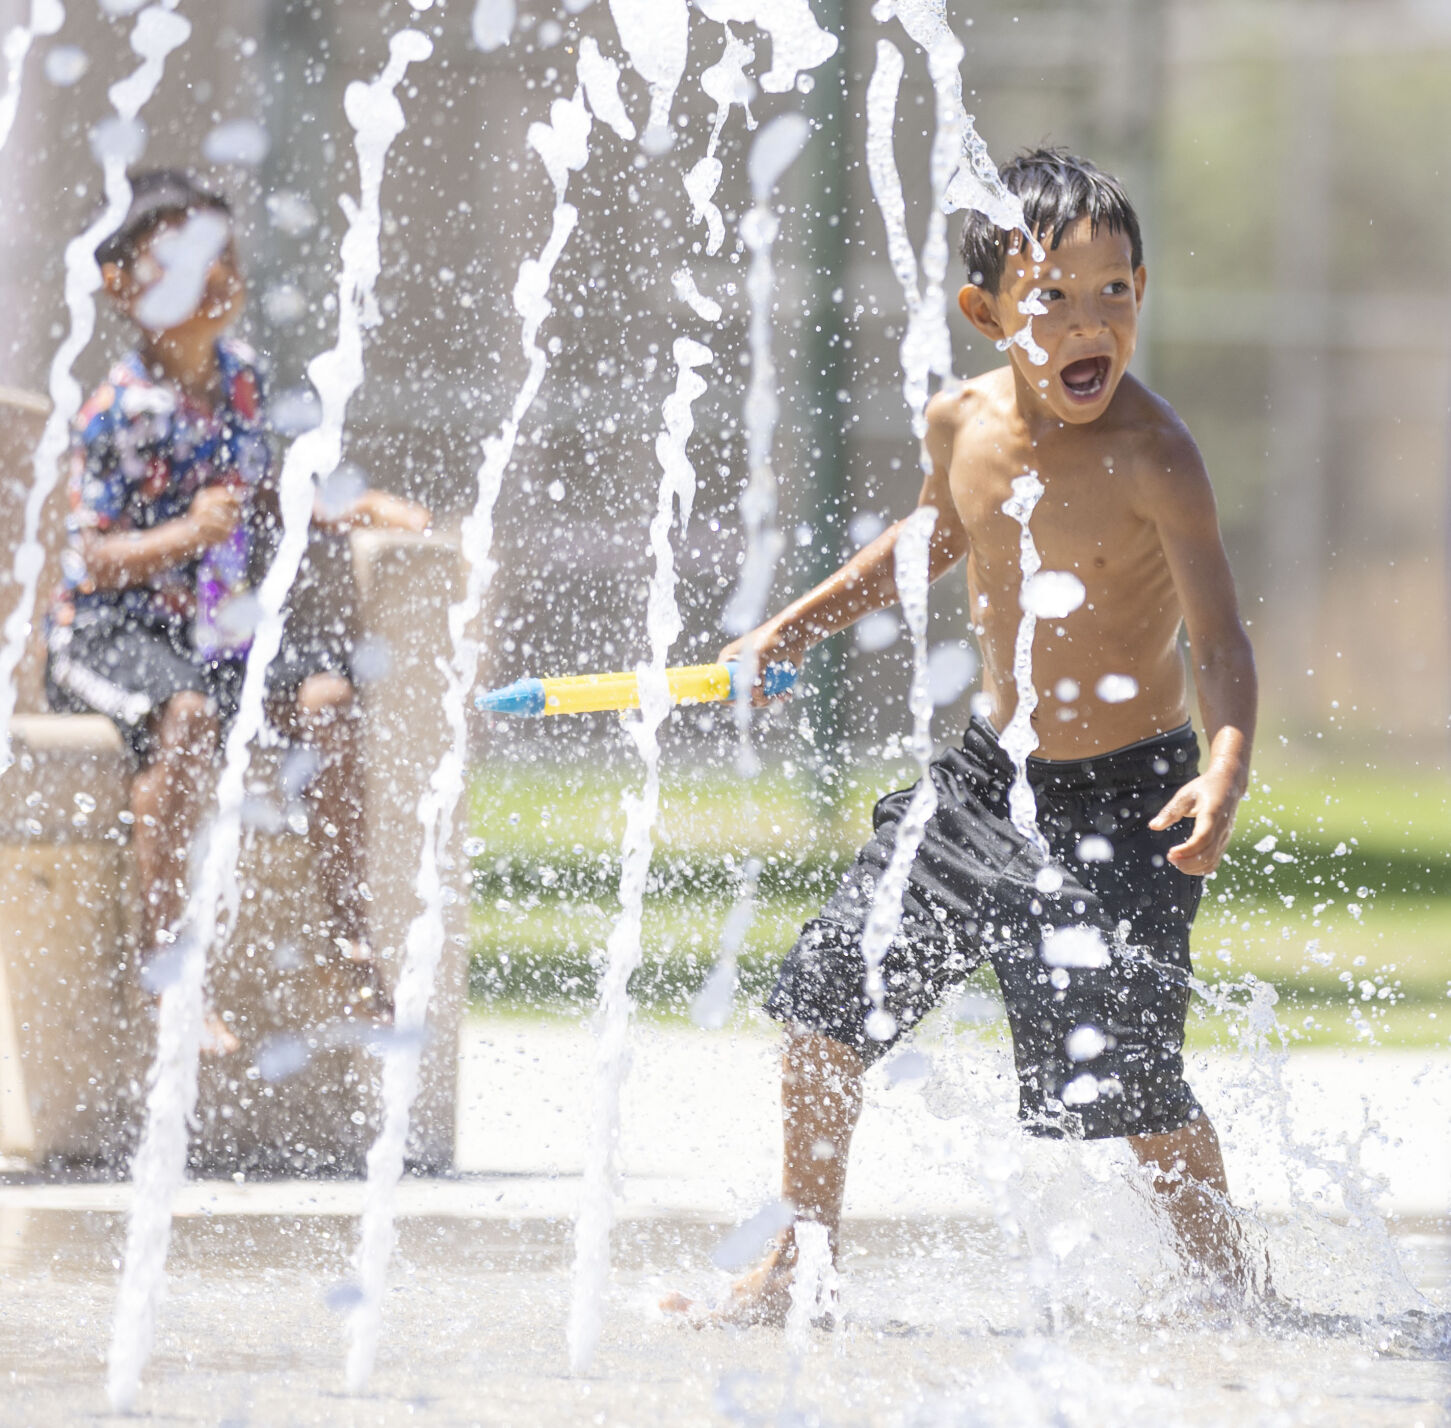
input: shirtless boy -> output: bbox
[669,149,1257,1322]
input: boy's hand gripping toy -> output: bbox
[475,661,797,717]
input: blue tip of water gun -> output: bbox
[475,677,546,716]
[726,660,798,700]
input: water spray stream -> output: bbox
[872,1,1035,254]
[863,41,949,441]
[607,0,687,151]
[784,1219,838,1354]
[346,61,595,1398]
[566,337,713,1374]
[859,3,1045,1029]
[723,112,811,759]
[104,28,433,1412]
[0,0,63,158]
[566,11,834,1365]
[683,20,755,256]
[858,507,937,1042]
[698,0,838,96]
[864,39,933,435]
[0,0,189,775]
[686,2,836,251]
[694,112,811,1040]
[997,472,1050,858]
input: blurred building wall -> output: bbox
[1,0,1448,762]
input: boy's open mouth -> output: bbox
[1060,356,1110,402]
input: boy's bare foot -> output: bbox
[660,1236,797,1328]
[327,937,394,1022]
[200,1009,241,1057]
[148,984,241,1057]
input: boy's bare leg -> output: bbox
[293,673,366,941]
[780,1028,865,1249]
[129,691,238,1054]
[291,672,388,1016]
[132,693,217,950]
[1128,1114,1248,1295]
[663,1027,864,1325]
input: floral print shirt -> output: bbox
[54,337,270,657]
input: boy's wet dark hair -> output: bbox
[95,168,231,269]
[960,147,1142,292]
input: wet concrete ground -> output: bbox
[1,1208,1447,1426]
[1,1017,1448,1425]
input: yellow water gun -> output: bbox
[474,660,797,717]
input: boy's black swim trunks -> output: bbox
[765,717,1206,1141]
[45,606,350,764]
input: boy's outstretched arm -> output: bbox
[723,393,969,699]
[1141,430,1257,875]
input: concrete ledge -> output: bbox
[0,715,130,841]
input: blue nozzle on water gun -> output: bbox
[728,659,798,701]
[475,676,547,716]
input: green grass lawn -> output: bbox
[465,753,1451,1049]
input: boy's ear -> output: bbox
[1134,263,1147,310]
[100,261,130,304]
[958,283,1005,342]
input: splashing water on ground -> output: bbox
[102,28,434,1413]
[784,1219,838,1354]
[570,12,833,1363]
[345,34,585,1397]
[567,337,712,1373]
[3,6,1437,1422]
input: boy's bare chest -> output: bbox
[947,448,1157,584]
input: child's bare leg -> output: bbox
[780,1027,865,1249]
[129,691,237,1054]
[130,691,218,954]
[1128,1113,1247,1293]
[293,672,365,941]
[664,1027,864,1325]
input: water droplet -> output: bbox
[1020,570,1085,619]
[1065,1024,1108,1062]
[202,118,269,166]
[43,45,88,87]
[1094,672,1138,704]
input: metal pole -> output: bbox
[800,0,851,812]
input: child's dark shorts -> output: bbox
[45,605,351,764]
[766,717,1206,1142]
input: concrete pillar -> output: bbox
[349,528,467,1172]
